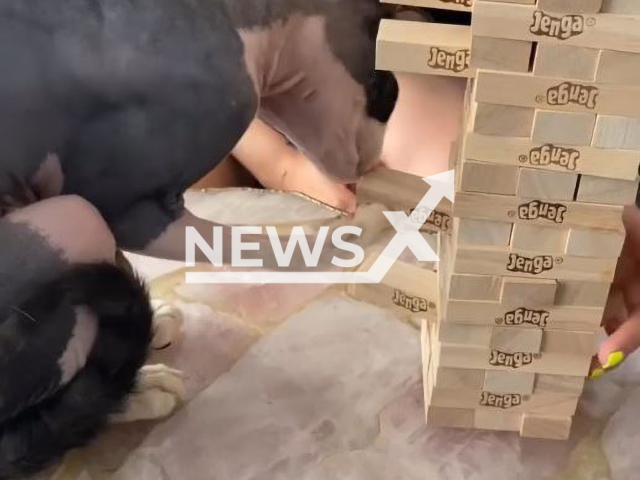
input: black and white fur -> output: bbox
[0,0,399,477]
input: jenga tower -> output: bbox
[432,0,640,440]
[370,0,640,439]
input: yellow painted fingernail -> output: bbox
[603,351,626,371]
[590,368,604,379]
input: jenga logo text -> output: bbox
[523,144,580,171]
[503,308,550,329]
[518,200,567,224]
[410,208,452,232]
[530,11,585,40]
[427,48,470,73]
[480,392,523,409]
[507,253,555,275]
[546,82,599,109]
[392,290,429,313]
[440,0,472,6]
[490,350,535,369]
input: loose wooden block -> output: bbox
[473,2,640,54]
[517,168,579,201]
[471,36,533,73]
[576,175,639,206]
[491,327,544,353]
[464,134,640,182]
[532,110,596,147]
[472,103,535,138]
[510,224,569,253]
[460,160,520,195]
[475,410,522,432]
[537,0,603,13]
[592,115,640,150]
[376,20,474,78]
[565,228,625,258]
[554,279,611,307]
[444,300,604,332]
[535,374,585,395]
[449,274,503,301]
[501,278,557,306]
[454,191,624,231]
[381,0,473,12]
[438,324,493,347]
[597,50,640,85]
[475,70,640,117]
[601,0,640,14]
[542,330,596,356]
[456,218,513,247]
[426,406,475,429]
[434,367,486,390]
[453,245,617,282]
[520,414,572,440]
[484,371,536,395]
[533,44,599,81]
[357,167,452,233]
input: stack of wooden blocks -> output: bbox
[434,0,640,440]
[365,0,640,440]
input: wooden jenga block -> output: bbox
[565,228,625,258]
[464,134,640,182]
[438,324,493,347]
[426,406,475,429]
[428,385,580,416]
[473,2,640,54]
[456,218,513,247]
[434,367,486,390]
[449,273,503,301]
[472,103,535,138]
[592,115,640,150]
[435,341,592,376]
[520,415,572,440]
[601,0,640,14]
[535,374,585,395]
[576,175,639,206]
[537,0,603,13]
[357,167,452,233]
[533,44,599,81]
[554,279,611,307]
[532,110,596,146]
[542,330,596,356]
[471,36,533,73]
[381,0,473,12]
[454,192,624,231]
[453,245,617,282]
[444,300,604,332]
[474,410,522,432]
[510,224,569,253]
[501,278,557,306]
[475,70,640,117]
[484,371,536,395]
[460,160,520,195]
[348,235,438,325]
[376,20,474,78]
[517,168,579,201]
[491,327,544,353]
[596,50,640,84]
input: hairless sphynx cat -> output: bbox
[0,0,398,476]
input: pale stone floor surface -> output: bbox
[37,190,640,480]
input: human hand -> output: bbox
[592,204,640,378]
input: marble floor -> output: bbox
[38,190,640,480]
